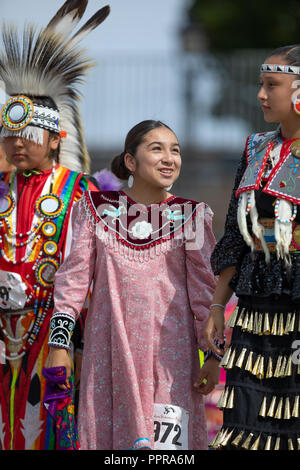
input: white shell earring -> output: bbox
[128,174,134,188]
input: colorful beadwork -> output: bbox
[34,257,59,287]
[1,95,34,130]
[36,194,64,219]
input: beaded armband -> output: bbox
[48,312,75,350]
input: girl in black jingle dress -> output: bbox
[206,45,300,451]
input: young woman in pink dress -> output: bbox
[46,120,219,450]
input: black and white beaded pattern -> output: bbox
[48,312,75,350]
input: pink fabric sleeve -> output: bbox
[52,196,96,322]
[185,204,217,351]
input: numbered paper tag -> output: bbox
[154,403,189,450]
[0,271,28,310]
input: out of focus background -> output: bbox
[2,0,299,443]
[3,0,297,238]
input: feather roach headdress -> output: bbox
[0,0,110,172]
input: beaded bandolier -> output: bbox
[0,0,110,450]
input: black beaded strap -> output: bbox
[48,312,75,350]
[204,338,226,363]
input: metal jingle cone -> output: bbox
[209,430,220,448]
[288,312,296,333]
[264,435,272,450]
[215,428,229,449]
[245,351,254,372]
[226,387,235,409]
[298,312,300,332]
[250,434,261,450]
[297,437,300,450]
[241,432,254,450]
[256,355,265,379]
[231,430,245,448]
[235,348,247,368]
[292,396,299,418]
[247,312,254,333]
[284,313,292,334]
[288,438,294,451]
[278,313,285,336]
[219,346,232,368]
[227,306,239,328]
[259,396,267,417]
[226,349,236,370]
[274,437,281,450]
[251,354,261,376]
[236,309,245,327]
[274,397,283,419]
[242,312,249,331]
[209,429,224,449]
[271,313,278,335]
[279,356,287,378]
[285,355,293,377]
[266,356,273,379]
[267,396,277,417]
[220,428,234,447]
[263,312,271,335]
[284,397,291,420]
[217,387,229,409]
[274,355,283,378]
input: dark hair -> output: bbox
[267,45,300,67]
[111,120,175,180]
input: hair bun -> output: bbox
[111,152,130,180]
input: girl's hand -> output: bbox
[193,357,220,395]
[205,306,225,355]
[45,347,72,390]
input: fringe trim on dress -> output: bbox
[219,344,297,380]
[209,426,300,450]
[227,306,298,336]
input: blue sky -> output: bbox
[2,0,187,53]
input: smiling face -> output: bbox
[257,55,300,124]
[124,126,182,190]
[2,129,60,171]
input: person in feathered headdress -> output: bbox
[0,1,118,450]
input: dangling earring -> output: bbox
[165,184,173,191]
[128,174,134,188]
[293,96,300,115]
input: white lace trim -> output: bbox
[81,193,204,262]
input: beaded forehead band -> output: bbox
[0,95,61,145]
[260,64,300,75]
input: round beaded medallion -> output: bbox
[35,258,59,287]
[36,194,64,219]
[1,95,34,130]
[0,195,15,219]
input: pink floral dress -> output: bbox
[51,190,216,450]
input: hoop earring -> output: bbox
[128,174,134,188]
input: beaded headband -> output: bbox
[260,64,300,75]
[1,95,60,133]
